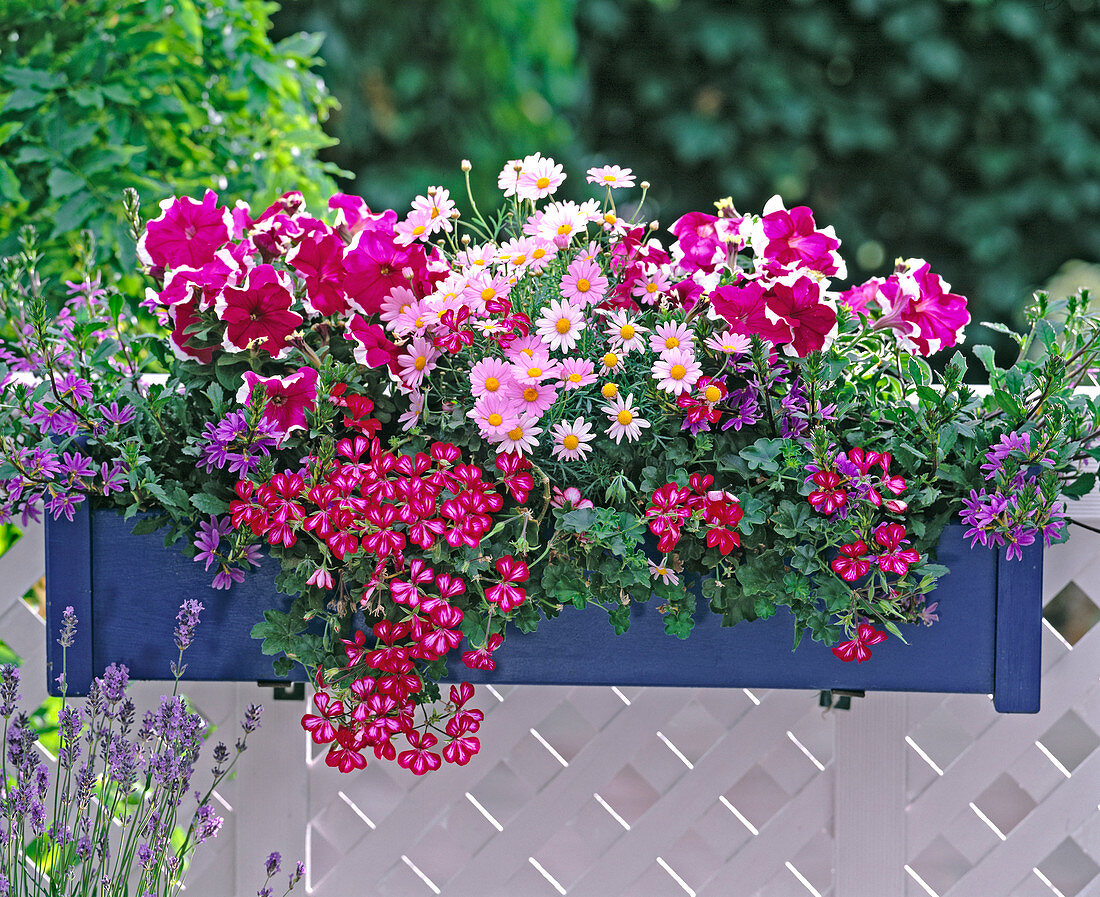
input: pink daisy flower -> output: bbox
[504,334,549,365]
[648,558,680,585]
[525,238,558,272]
[394,210,433,247]
[469,357,514,399]
[463,270,512,310]
[533,200,599,248]
[494,413,542,456]
[599,349,625,376]
[466,392,517,440]
[560,257,608,307]
[652,347,702,396]
[399,388,424,431]
[397,336,440,389]
[649,321,696,355]
[390,299,433,338]
[497,153,545,198]
[602,308,649,354]
[550,417,595,461]
[454,242,497,271]
[410,187,457,236]
[631,263,674,304]
[535,298,586,352]
[603,393,651,444]
[586,165,636,189]
[379,286,420,328]
[507,377,558,417]
[515,155,566,202]
[559,357,597,390]
[511,352,560,386]
[705,329,752,355]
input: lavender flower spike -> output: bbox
[174,599,205,652]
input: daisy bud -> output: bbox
[461,159,472,171]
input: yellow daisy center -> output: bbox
[480,287,495,301]
[620,324,635,340]
[576,278,590,292]
[569,372,582,384]
[603,212,617,225]
[555,318,571,334]
[523,387,539,402]
[671,364,687,380]
[532,248,547,259]
[484,377,500,391]
[488,413,503,427]
[646,282,658,293]
[557,224,572,236]
[412,225,425,236]
[563,434,580,450]
[513,254,526,265]
[617,409,634,425]
[704,385,722,402]
[665,336,679,349]
[603,352,618,368]
[603,173,617,182]
[601,383,618,398]
[536,176,551,189]
[508,427,524,441]
[413,356,427,371]
[527,366,543,377]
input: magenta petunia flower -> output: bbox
[343,230,425,316]
[759,195,844,277]
[345,314,399,371]
[897,259,970,355]
[216,264,303,356]
[765,276,839,357]
[669,211,725,274]
[138,190,233,270]
[236,366,320,442]
[287,227,349,316]
[711,281,793,346]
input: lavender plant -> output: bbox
[0,604,278,897]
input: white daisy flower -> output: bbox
[550,417,595,461]
[652,347,702,395]
[535,298,586,353]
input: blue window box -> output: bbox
[44,504,1043,712]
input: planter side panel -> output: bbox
[459,525,1001,695]
[993,540,1044,712]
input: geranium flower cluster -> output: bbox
[228,435,537,774]
[302,552,531,775]
[960,431,1066,560]
[644,474,744,556]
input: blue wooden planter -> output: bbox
[44,503,1044,712]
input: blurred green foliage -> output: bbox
[0,0,345,295]
[270,0,586,208]
[272,0,1100,359]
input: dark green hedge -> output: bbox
[272,0,1100,359]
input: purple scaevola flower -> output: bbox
[47,490,84,522]
[57,372,94,405]
[100,401,136,427]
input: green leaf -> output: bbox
[0,121,22,145]
[1062,472,1096,498]
[190,493,230,516]
[47,169,84,200]
[4,88,48,111]
[741,437,786,473]
[1,67,67,91]
[129,516,165,536]
[972,345,998,374]
[906,356,932,386]
[0,161,22,203]
[70,87,104,109]
[50,191,97,238]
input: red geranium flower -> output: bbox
[808,471,848,515]
[831,540,871,582]
[873,523,921,575]
[832,622,888,663]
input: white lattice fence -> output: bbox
[3,523,1100,897]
